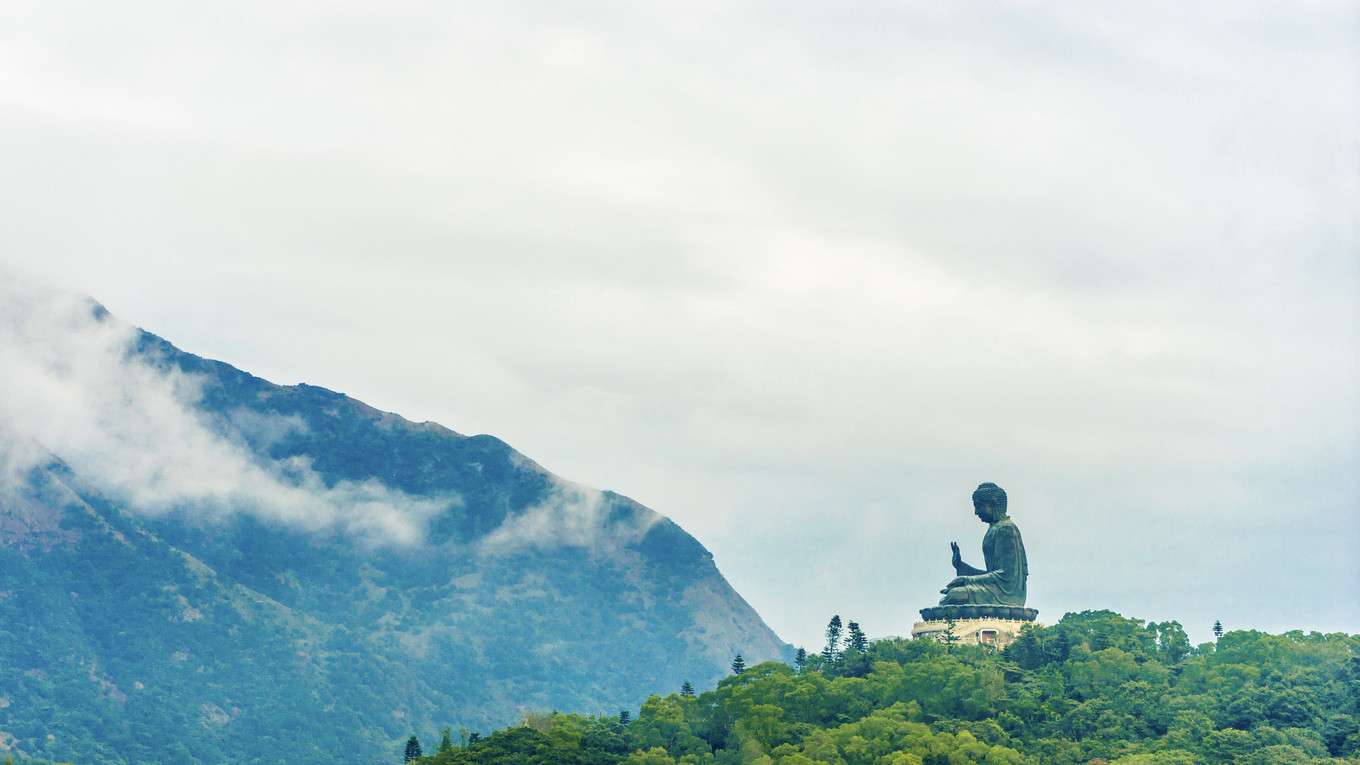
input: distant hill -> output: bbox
[0,306,788,765]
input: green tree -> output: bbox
[1213,620,1223,639]
[840,621,872,677]
[847,621,868,655]
[680,680,695,697]
[437,726,454,753]
[731,654,746,674]
[1111,752,1198,764]
[793,647,807,673]
[1148,620,1191,663]
[619,709,631,725]
[403,734,422,763]
[943,617,961,652]
[822,615,843,666]
[449,727,546,761]
[624,747,676,764]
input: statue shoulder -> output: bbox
[994,517,1023,539]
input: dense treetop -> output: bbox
[409,611,1359,765]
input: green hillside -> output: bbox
[406,611,1360,765]
[0,312,787,765]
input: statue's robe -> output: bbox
[942,517,1028,606]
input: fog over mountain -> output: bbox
[1,284,447,544]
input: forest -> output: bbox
[399,611,1359,765]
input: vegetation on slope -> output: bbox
[404,611,1359,765]
[0,324,786,765]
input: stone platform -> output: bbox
[910,605,1039,649]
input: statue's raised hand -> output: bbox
[950,541,962,570]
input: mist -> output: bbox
[0,280,447,545]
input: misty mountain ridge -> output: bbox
[0,294,788,765]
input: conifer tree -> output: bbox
[680,680,695,697]
[1213,620,1224,639]
[793,647,807,672]
[468,732,481,745]
[403,735,423,762]
[943,617,961,652]
[437,726,454,753]
[619,710,631,725]
[731,654,746,674]
[847,621,868,654]
[821,615,843,665]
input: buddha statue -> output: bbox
[938,482,1028,607]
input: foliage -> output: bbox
[416,611,1359,765]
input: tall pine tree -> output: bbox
[403,735,423,763]
[847,621,868,654]
[437,727,454,753]
[943,617,961,652]
[793,647,807,672]
[821,615,843,665]
[680,680,695,697]
[1213,620,1224,639]
[731,654,746,674]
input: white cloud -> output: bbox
[479,466,661,557]
[0,279,446,545]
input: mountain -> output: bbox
[0,305,788,765]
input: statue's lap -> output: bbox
[920,604,1039,622]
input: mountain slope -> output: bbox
[0,310,787,765]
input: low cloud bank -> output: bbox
[0,280,445,545]
[479,469,662,557]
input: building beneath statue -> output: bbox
[912,483,1040,649]
[910,605,1039,649]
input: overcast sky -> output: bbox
[3,1,1357,650]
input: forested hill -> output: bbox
[399,611,1360,765]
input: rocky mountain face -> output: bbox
[0,312,787,765]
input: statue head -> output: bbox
[971,482,1007,523]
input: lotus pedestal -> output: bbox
[910,605,1040,649]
